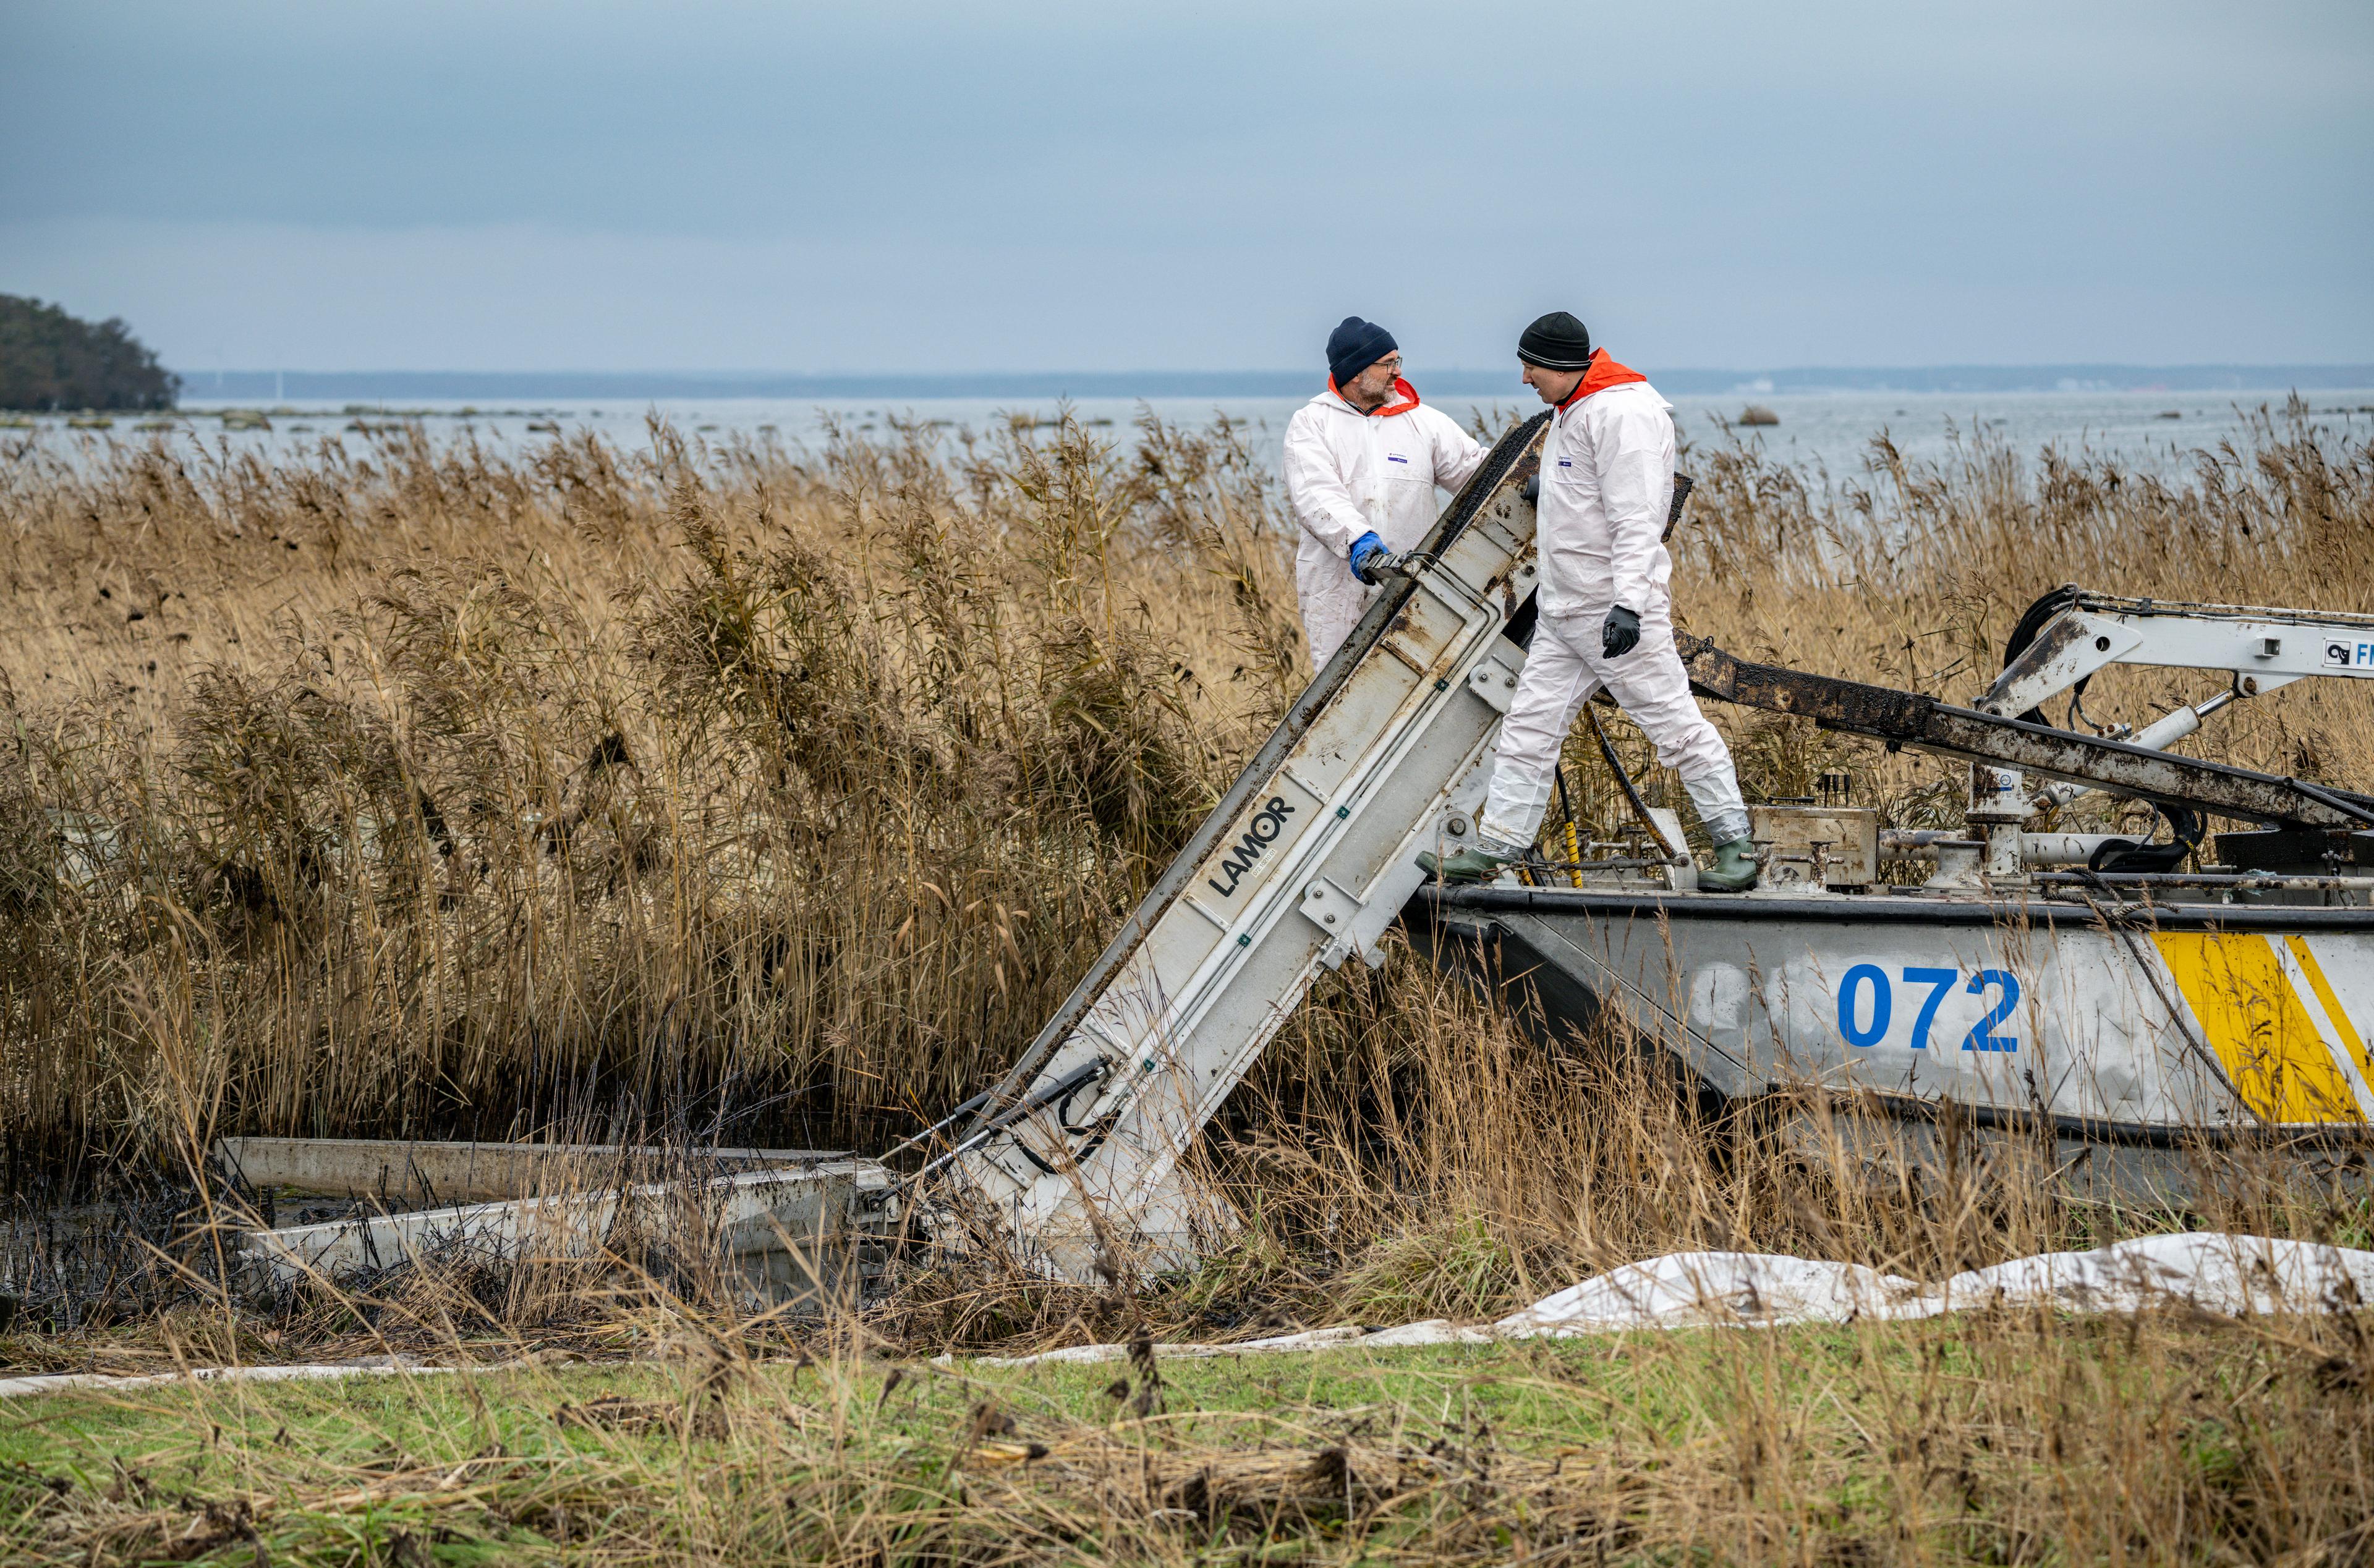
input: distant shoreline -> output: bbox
[175,365,2374,402]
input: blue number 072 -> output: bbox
[1836,964,2020,1053]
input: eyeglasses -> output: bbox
[1370,357,1405,375]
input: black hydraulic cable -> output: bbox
[906,1059,1106,1188]
[2284,776,2374,828]
[1584,705,1674,859]
[875,1088,996,1165]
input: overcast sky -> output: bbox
[4,1,2368,372]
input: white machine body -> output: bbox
[927,529,2374,1274]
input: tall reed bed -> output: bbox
[1,403,2369,1184]
[0,414,1299,1174]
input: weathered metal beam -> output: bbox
[1678,637,2374,829]
[213,1138,846,1204]
[238,1159,895,1303]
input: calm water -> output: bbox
[24,384,2374,486]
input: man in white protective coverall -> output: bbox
[1282,316,1487,667]
[1420,311,1760,892]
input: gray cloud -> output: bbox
[4,0,2368,370]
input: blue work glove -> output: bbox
[1348,531,1393,585]
[1601,604,1641,659]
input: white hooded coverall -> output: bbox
[1282,379,1486,667]
[1476,353,1750,853]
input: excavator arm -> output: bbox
[1981,590,2374,722]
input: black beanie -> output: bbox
[1517,311,1593,370]
[1326,316,1398,388]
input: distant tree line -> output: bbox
[0,295,180,412]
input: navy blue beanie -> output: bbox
[1326,316,1398,388]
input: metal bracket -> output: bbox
[1467,655,1521,714]
[1642,806,1690,863]
[1298,878,1373,970]
[1982,612,2143,716]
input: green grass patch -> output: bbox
[6,1312,2369,1564]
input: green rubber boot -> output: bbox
[1417,845,1517,884]
[1698,835,1761,892]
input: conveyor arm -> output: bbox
[1679,637,2374,829]
[931,415,1555,1279]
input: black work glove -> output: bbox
[1601,604,1641,659]
[1521,474,1540,504]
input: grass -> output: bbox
[7,1306,2371,1564]
[5,401,2374,1556]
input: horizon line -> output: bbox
[177,361,2374,377]
[172,364,2374,400]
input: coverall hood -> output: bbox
[1556,349,1648,407]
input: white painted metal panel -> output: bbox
[1440,894,2374,1135]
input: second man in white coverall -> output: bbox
[1421,311,1760,892]
[1282,316,1486,667]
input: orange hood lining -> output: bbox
[1325,375,1423,419]
[1557,349,1648,409]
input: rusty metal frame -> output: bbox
[1678,637,2374,829]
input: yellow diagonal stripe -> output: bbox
[2286,935,2374,1094]
[2153,932,2364,1124]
